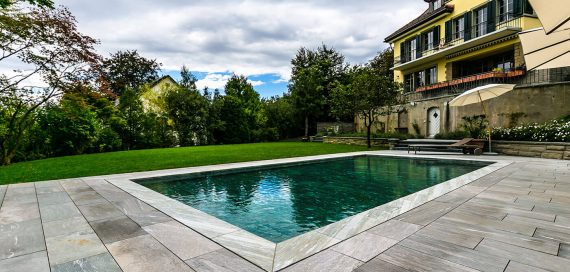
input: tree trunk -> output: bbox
[367,124,372,148]
[304,115,309,138]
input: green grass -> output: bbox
[0,143,373,185]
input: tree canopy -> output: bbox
[102,50,161,96]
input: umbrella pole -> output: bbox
[477,91,492,153]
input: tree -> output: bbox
[222,75,263,143]
[263,94,299,139]
[116,88,145,149]
[289,45,348,137]
[102,50,161,96]
[0,6,101,165]
[39,93,100,156]
[165,69,209,146]
[0,0,53,9]
[330,65,401,148]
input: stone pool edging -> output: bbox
[99,152,512,271]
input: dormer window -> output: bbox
[433,0,444,9]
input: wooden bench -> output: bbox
[408,138,485,155]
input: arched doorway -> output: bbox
[427,107,441,138]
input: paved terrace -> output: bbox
[0,151,569,272]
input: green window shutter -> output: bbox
[400,41,406,63]
[433,25,441,47]
[513,0,523,16]
[445,20,452,42]
[487,0,496,32]
[416,36,422,58]
[523,0,534,14]
[464,12,472,41]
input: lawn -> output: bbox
[0,142,373,185]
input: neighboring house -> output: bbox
[361,0,570,138]
[141,75,179,114]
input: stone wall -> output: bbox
[317,122,355,133]
[356,83,570,137]
[323,137,392,148]
[493,141,570,160]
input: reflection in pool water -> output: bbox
[140,156,490,242]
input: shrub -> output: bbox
[435,131,470,140]
[461,115,487,138]
[491,118,570,142]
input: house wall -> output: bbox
[356,83,570,137]
[390,0,541,85]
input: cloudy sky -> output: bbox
[55,0,425,97]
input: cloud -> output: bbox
[196,73,232,90]
[54,0,425,81]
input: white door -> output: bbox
[427,108,441,138]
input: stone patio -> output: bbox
[0,151,569,272]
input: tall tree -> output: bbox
[289,45,348,137]
[0,6,101,165]
[330,64,401,148]
[102,50,161,96]
[164,68,208,146]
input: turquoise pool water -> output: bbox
[139,156,490,243]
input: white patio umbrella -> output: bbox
[449,84,516,153]
[519,27,570,70]
[528,0,570,35]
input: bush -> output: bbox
[492,118,570,142]
[461,115,487,138]
[434,131,470,140]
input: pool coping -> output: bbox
[103,152,512,271]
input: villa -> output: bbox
[358,0,570,138]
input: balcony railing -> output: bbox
[403,66,570,102]
[396,14,522,66]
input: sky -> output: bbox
[51,0,425,97]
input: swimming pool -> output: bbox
[139,156,491,243]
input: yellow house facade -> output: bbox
[387,0,540,92]
[356,0,570,138]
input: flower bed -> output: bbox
[492,118,570,142]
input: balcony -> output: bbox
[403,66,570,102]
[394,15,522,69]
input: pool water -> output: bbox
[140,156,490,243]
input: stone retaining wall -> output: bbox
[323,137,392,147]
[493,141,570,160]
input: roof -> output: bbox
[384,4,454,43]
[150,75,178,88]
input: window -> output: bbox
[433,0,444,9]
[416,71,426,87]
[475,7,488,37]
[410,39,417,61]
[498,0,514,21]
[453,17,465,40]
[426,67,438,85]
[422,31,434,51]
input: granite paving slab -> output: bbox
[213,230,275,271]
[45,230,107,266]
[43,216,92,239]
[353,257,411,272]
[90,216,147,244]
[39,202,82,223]
[367,219,422,241]
[77,202,124,222]
[0,219,45,260]
[0,202,40,224]
[51,252,121,272]
[331,232,398,262]
[143,220,222,260]
[378,245,479,272]
[107,234,194,272]
[68,191,108,206]
[0,251,49,272]
[185,249,265,272]
[37,192,72,206]
[475,238,570,272]
[280,250,363,272]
